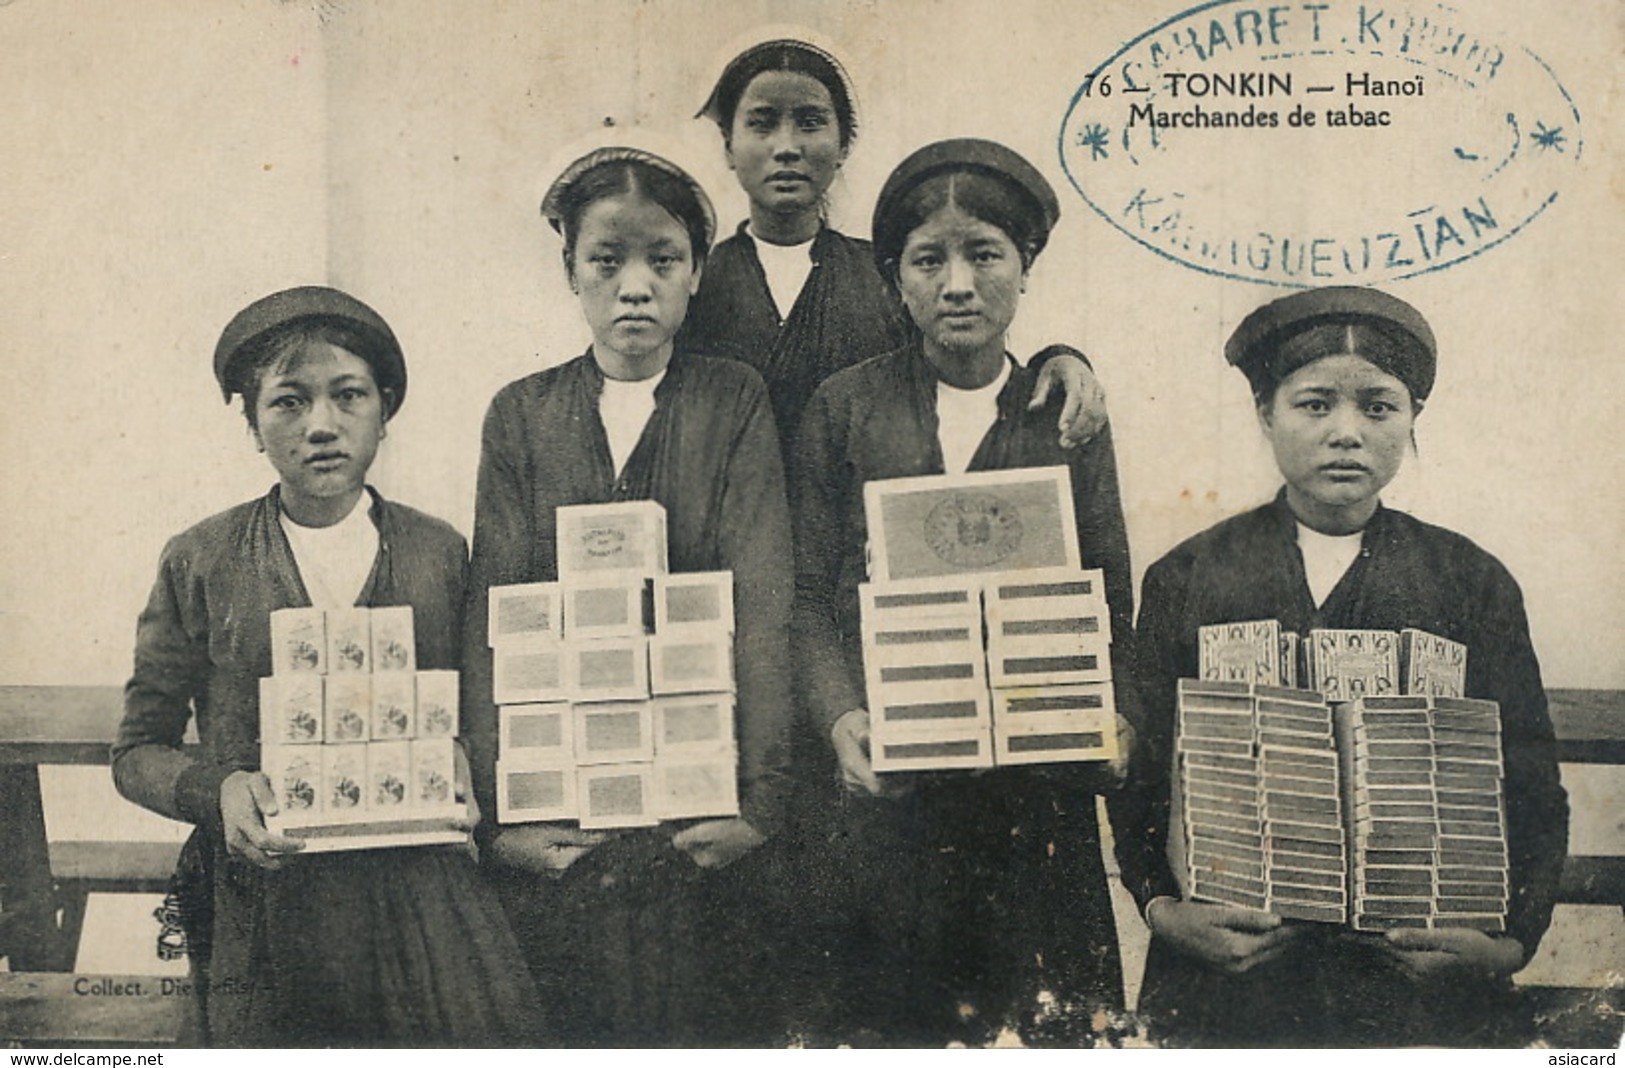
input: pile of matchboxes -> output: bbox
[259,606,467,851]
[488,501,740,830]
[1174,621,1510,932]
[858,466,1120,772]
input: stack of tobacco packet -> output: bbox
[1255,688,1346,922]
[260,606,465,852]
[1342,695,1509,933]
[857,467,1119,772]
[490,500,739,829]
[859,578,993,770]
[1173,679,1346,920]
[1175,620,1499,931]
[985,569,1116,765]
[1174,679,1267,910]
[1428,697,1509,930]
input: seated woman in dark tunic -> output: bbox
[463,146,794,1046]
[792,138,1137,1046]
[112,286,542,1046]
[1119,286,1569,1047]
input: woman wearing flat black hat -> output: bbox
[112,287,542,1045]
[684,42,1117,1037]
[1118,286,1568,1046]
[791,138,1138,1045]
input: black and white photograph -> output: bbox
[1,0,1621,1051]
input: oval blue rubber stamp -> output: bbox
[1058,0,1582,286]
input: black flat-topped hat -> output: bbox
[214,286,406,416]
[1225,285,1438,401]
[871,138,1061,270]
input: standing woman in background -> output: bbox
[113,287,541,1046]
[792,139,1138,1046]
[462,146,795,1046]
[684,37,1108,458]
[1120,286,1569,1046]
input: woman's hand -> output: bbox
[1146,897,1301,974]
[450,742,482,859]
[220,770,305,870]
[831,708,919,798]
[452,741,480,833]
[1108,713,1134,782]
[487,825,609,875]
[1382,928,1526,980]
[1029,349,1107,448]
[831,708,882,795]
[672,818,766,869]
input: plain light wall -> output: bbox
[2,0,1620,690]
[1,0,329,686]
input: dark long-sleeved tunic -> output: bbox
[790,342,1136,1043]
[463,350,795,1045]
[113,486,540,1046]
[462,350,793,835]
[1121,492,1569,1046]
[678,222,911,461]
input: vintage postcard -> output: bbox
[0,0,1620,1051]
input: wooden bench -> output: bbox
[1,685,1620,1047]
[1549,690,1625,909]
[0,687,190,971]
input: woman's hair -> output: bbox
[876,169,1047,282]
[700,40,857,150]
[551,159,712,278]
[234,319,393,430]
